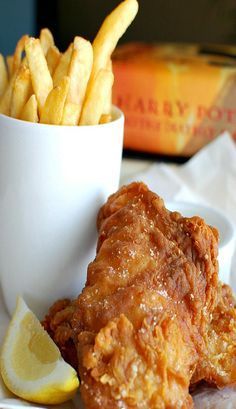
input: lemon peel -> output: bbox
[0,297,79,404]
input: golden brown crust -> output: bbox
[191,283,236,387]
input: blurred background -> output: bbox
[1,0,236,160]
[1,0,236,55]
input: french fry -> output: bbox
[53,44,73,86]
[102,58,113,116]
[6,55,13,78]
[84,0,138,118]
[0,0,139,124]
[61,103,81,125]
[99,114,112,124]
[80,69,114,125]
[61,37,93,125]
[10,65,32,118]
[0,85,12,115]
[0,72,17,115]
[25,37,53,114]
[91,0,138,80]
[0,54,8,98]
[12,35,29,74]
[46,45,61,75]
[40,28,54,55]
[20,94,39,123]
[99,59,113,124]
[40,76,70,125]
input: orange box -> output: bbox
[112,43,236,157]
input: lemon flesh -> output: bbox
[0,297,79,404]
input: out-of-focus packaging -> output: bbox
[112,43,236,157]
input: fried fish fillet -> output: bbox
[192,283,236,387]
[43,182,227,408]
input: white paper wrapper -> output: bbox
[125,132,236,220]
[193,387,236,409]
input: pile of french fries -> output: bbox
[0,0,138,126]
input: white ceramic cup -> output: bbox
[0,107,124,317]
[166,201,235,284]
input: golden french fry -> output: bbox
[0,54,8,98]
[61,37,93,125]
[0,86,12,115]
[40,28,54,55]
[61,103,81,125]
[99,114,112,124]
[91,0,138,79]
[80,69,114,125]
[25,37,53,114]
[0,71,17,115]
[10,65,32,118]
[0,0,138,123]
[6,55,13,78]
[53,44,73,86]
[20,94,39,122]
[84,0,138,117]
[12,35,29,73]
[40,76,70,125]
[62,102,80,126]
[106,59,112,70]
[46,45,61,75]
[102,58,112,115]
[69,37,93,103]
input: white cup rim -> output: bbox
[0,105,124,129]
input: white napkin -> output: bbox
[0,132,235,408]
[125,132,236,220]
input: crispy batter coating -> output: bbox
[192,283,236,387]
[43,182,236,408]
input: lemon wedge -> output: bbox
[0,297,79,404]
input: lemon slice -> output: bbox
[0,297,79,404]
